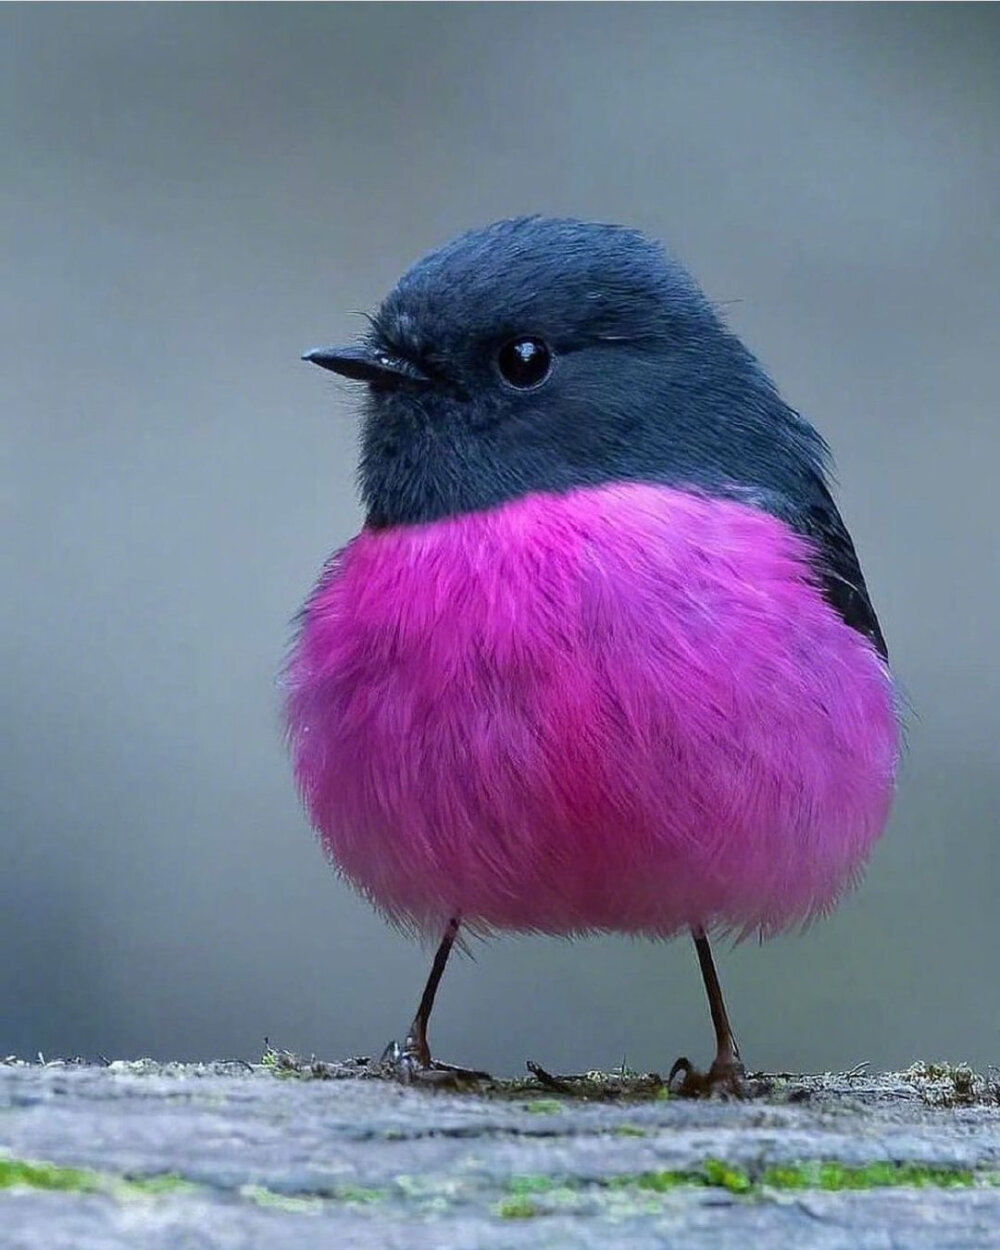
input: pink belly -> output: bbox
[285,483,899,939]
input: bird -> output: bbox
[286,216,899,1094]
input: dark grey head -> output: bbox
[305,216,886,655]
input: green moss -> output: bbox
[0,1160,103,1194]
[497,1196,542,1218]
[761,1161,976,1191]
[523,1098,564,1114]
[260,1045,304,1080]
[702,1159,754,1193]
[0,1158,199,1200]
[503,1157,991,1214]
[241,1186,322,1213]
[617,1171,687,1193]
[613,1123,647,1137]
[617,1159,984,1196]
[607,1163,751,1194]
[507,1174,561,1196]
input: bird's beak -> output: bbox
[301,345,431,386]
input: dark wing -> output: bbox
[728,478,888,662]
[797,478,888,660]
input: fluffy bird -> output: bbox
[287,217,899,1092]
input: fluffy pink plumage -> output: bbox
[285,483,899,940]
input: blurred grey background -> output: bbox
[4,4,998,1076]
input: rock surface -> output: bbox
[1,1058,999,1248]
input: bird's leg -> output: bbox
[381,917,490,1085]
[668,926,748,1098]
[403,916,459,1067]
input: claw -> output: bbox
[668,1054,749,1099]
[379,1039,490,1088]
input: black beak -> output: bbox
[301,345,431,386]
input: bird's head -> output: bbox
[304,217,827,528]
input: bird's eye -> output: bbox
[496,337,553,390]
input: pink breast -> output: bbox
[285,483,899,940]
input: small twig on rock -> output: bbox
[526,1060,574,1095]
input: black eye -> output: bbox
[496,337,552,390]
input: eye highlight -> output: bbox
[496,337,553,390]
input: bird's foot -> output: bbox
[379,1038,490,1088]
[667,1054,748,1099]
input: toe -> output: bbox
[378,1040,489,1088]
[668,1055,749,1099]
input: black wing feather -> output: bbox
[726,478,888,661]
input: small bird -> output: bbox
[286,217,899,1093]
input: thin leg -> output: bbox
[380,917,490,1085]
[668,926,747,1097]
[404,916,460,1066]
[693,927,741,1069]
